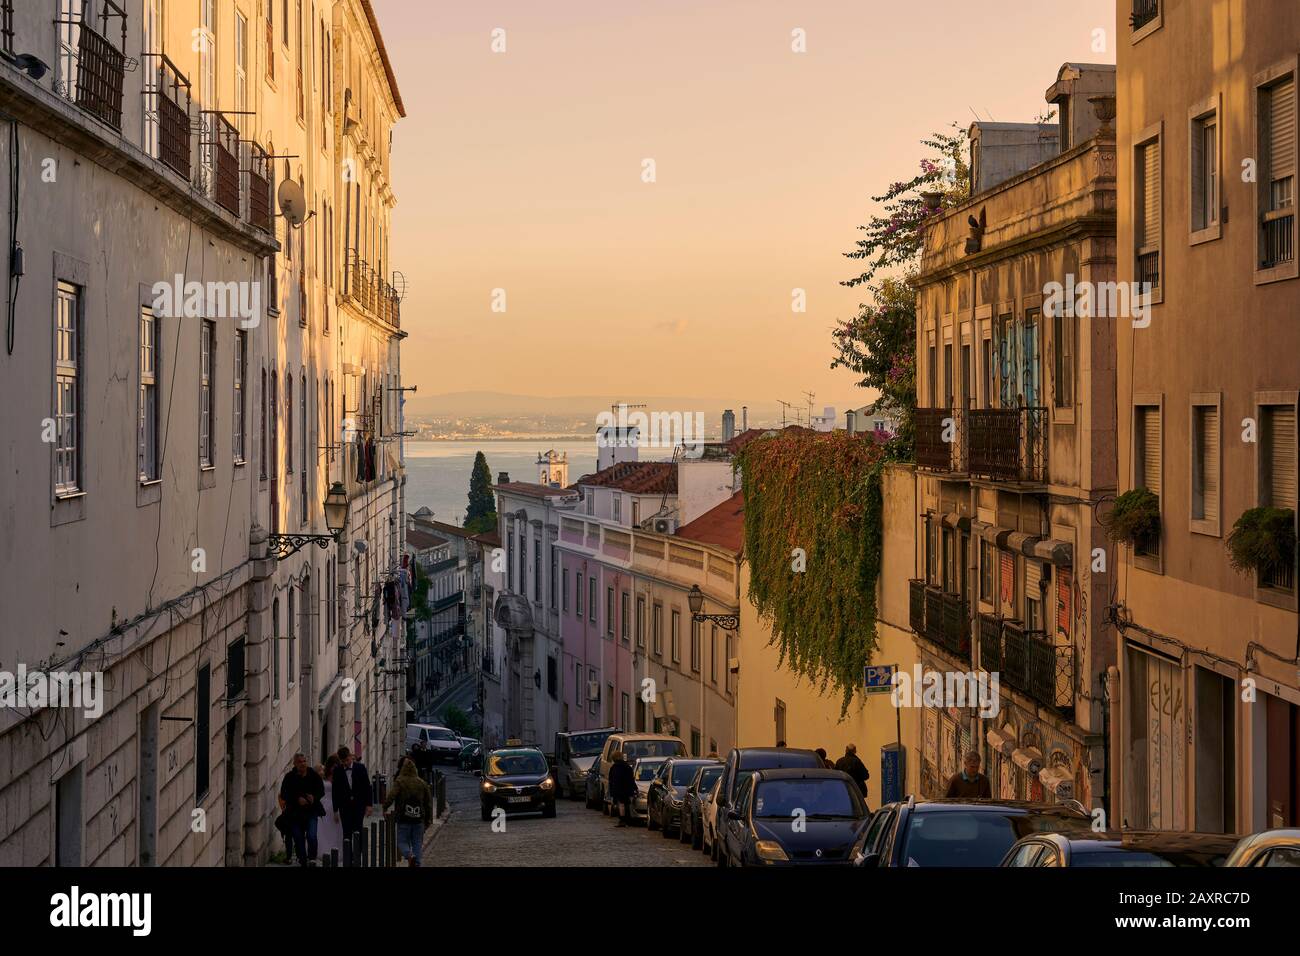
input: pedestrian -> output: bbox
[607,750,636,827]
[318,755,343,862]
[278,752,325,867]
[333,746,374,844]
[815,747,834,769]
[834,743,870,800]
[383,759,434,866]
[945,751,993,799]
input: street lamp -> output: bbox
[688,584,739,631]
[266,481,349,559]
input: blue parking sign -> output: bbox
[863,664,896,695]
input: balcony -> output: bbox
[246,142,272,232]
[56,4,128,131]
[1136,248,1160,292]
[1130,0,1159,30]
[978,612,1003,672]
[910,580,970,663]
[149,56,192,180]
[968,406,1047,484]
[1000,620,1074,717]
[915,407,965,474]
[1261,210,1294,269]
[209,114,242,217]
[345,252,402,328]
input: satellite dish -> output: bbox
[277,179,307,226]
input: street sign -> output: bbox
[863,664,897,695]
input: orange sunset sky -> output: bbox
[373,0,1117,408]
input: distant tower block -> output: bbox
[538,449,569,488]
[722,409,736,443]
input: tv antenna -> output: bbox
[777,399,803,428]
[803,390,816,423]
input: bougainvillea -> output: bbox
[738,429,889,714]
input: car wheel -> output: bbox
[647,805,659,831]
[585,791,597,810]
[660,810,673,838]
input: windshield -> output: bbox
[696,767,723,791]
[634,761,664,781]
[567,732,611,757]
[1071,847,1230,868]
[428,728,459,742]
[622,739,684,760]
[902,810,1091,867]
[754,779,862,819]
[487,752,548,776]
[672,763,706,785]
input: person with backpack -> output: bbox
[383,759,434,866]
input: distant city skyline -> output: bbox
[374,0,1116,399]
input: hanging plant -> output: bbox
[1226,507,1297,576]
[738,430,890,715]
[1106,488,1161,547]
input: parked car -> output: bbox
[554,728,619,800]
[457,736,481,750]
[716,768,870,867]
[584,759,604,810]
[1225,829,1300,867]
[1002,830,1241,867]
[680,764,725,849]
[712,747,823,845]
[628,757,669,823]
[701,774,725,859]
[596,733,685,812]
[478,746,557,821]
[457,742,484,771]
[405,723,464,764]
[854,797,1092,867]
[648,758,718,836]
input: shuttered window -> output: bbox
[1268,78,1296,210]
[1193,405,1220,522]
[1191,114,1218,230]
[1136,405,1162,493]
[1140,142,1162,249]
[1263,405,1297,508]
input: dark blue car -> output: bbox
[717,768,869,866]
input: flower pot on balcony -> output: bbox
[1106,488,1161,548]
[1226,507,1296,577]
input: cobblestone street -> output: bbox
[425,768,712,867]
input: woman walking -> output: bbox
[317,755,344,862]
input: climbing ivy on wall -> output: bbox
[739,429,894,715]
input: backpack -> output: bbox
[397,787,423,823]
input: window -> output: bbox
[710,625,718,684]
[195,664,210,801]
[550,546,558,607]
[613,494,622,522]
[1136,137,1162,292]
[1131,1,1160,34]
[235,12,248,134]
[621,693,630,733]
[54,282,81,495]
[562,568,569,613]
[534,535,541,600]
[943,342,953,407]
[653,602,663,656]
[690,619,701,672]
[260,367,267,478]
[233,331,246,463]
[1052,308,1074,408]
[1259,74,1296,271]
[671,610,681,663]
[287,587,296,688]
[1191,109,1219,233]
[265,0,275,81]
[606,587,614,637]
[927,343,937,405]
[142,0,163,155]
[272,597,281,699]
[199,321,215,468]
[588,667,597,716]
[1191,402,1220,528]
[588,577,596,623]
[300,371,307,523]
[284,369,293,475]
[138,308,160,482]
[199,0,217,198]
[575,570,583,616]
[547,656,557,700]
[621,591,630,643]
[726,633,736,694]
[1261,404,1297,512]
[632,500,640,527]
[1135,404,1162,555]
[982,336,994,408]
[980,539,994,602]
[636,596,646,649]
[1025,561,1044,632]
[575,663,583,706]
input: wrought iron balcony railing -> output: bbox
[208,113,242,217]
[909,581,970,663]
[1261,210,1295,269]
[1136,248,1160,292]
[1261,558,1296,593]
[245,141,272,231]
[978,612,1003,673]
[968,406,1048,483]
[1000,620,1074,715]
[908,579,926,634]
[915,407,965,473]
[57,2,129,131]
[345,252,402,328]
[1130,0,1159,30]
[146,54,192,180]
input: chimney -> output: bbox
[846,409,858,434]
[742,406,748,431]
[498,472,510,484]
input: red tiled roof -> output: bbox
[493,481,581,500]
[675,491,744,554]
[418,519,475,539]
[406,529,449,551]
[472,530,502,548]
[575,461,677,495]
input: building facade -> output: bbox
[1114,0,1300,832]
[0,0,405,866]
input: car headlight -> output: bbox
[540,777,554,791]
[754,840,790,862]
[481,780,496,793]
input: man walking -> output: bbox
[607,750,636,827]
[834,743,870,802]
[332,746,374,845]
[278,752,325,867]
[383,760,434,866]
[945,751,993,799]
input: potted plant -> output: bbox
[1226,507,1296,580]
[1106,488,1161,550]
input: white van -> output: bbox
[596,733,685,812]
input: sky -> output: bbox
[373,0,1116,411]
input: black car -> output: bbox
[647,758,719,837]
[1002,830,1240,867]
[712,747,823,860]
[680,764,725,849]
[458,742,484,771]
[478,747,557,821]
[717,768,869,866]
[854,797,1093,867]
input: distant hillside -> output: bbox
[405,390,791,424]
